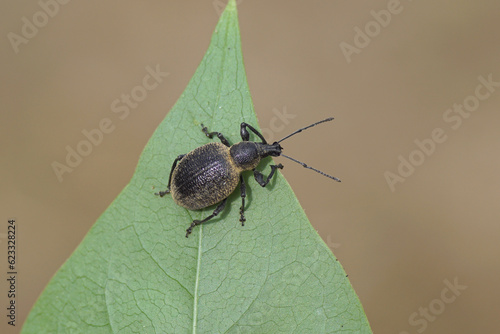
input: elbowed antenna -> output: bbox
[277,117,334,143]
[281,154,341,182]
[277,117,341,182]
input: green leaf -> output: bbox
[23,1,371,333]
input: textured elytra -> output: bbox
[171,142,240,210]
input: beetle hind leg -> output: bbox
[156,189,170,197]
[186,198,228,237]
[155,154,186,197]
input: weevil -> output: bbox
[155,117,340,237]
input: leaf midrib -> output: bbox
[192,228,203,333]
[191,5,232,333]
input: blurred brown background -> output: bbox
[2,0,500,333]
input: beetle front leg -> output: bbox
[253,163,284,187]
[155,154,186,197]
[201,124,231,147]
[240,122,267,143]
[186,198,227,237]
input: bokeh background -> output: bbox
[2,0,500,333]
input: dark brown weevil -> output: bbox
[156,118,340,237]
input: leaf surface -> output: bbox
[23,1,371,333]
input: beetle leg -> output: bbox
[239,175,246,225]
[155,154,186,197]
[186,198,228,237]
[201,124,231,147]
[240,122,267,144]
[253,163,284,187]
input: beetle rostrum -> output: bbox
[155,117,340,237]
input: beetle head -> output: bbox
[230,141,283,171]
[257,142,282,158]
